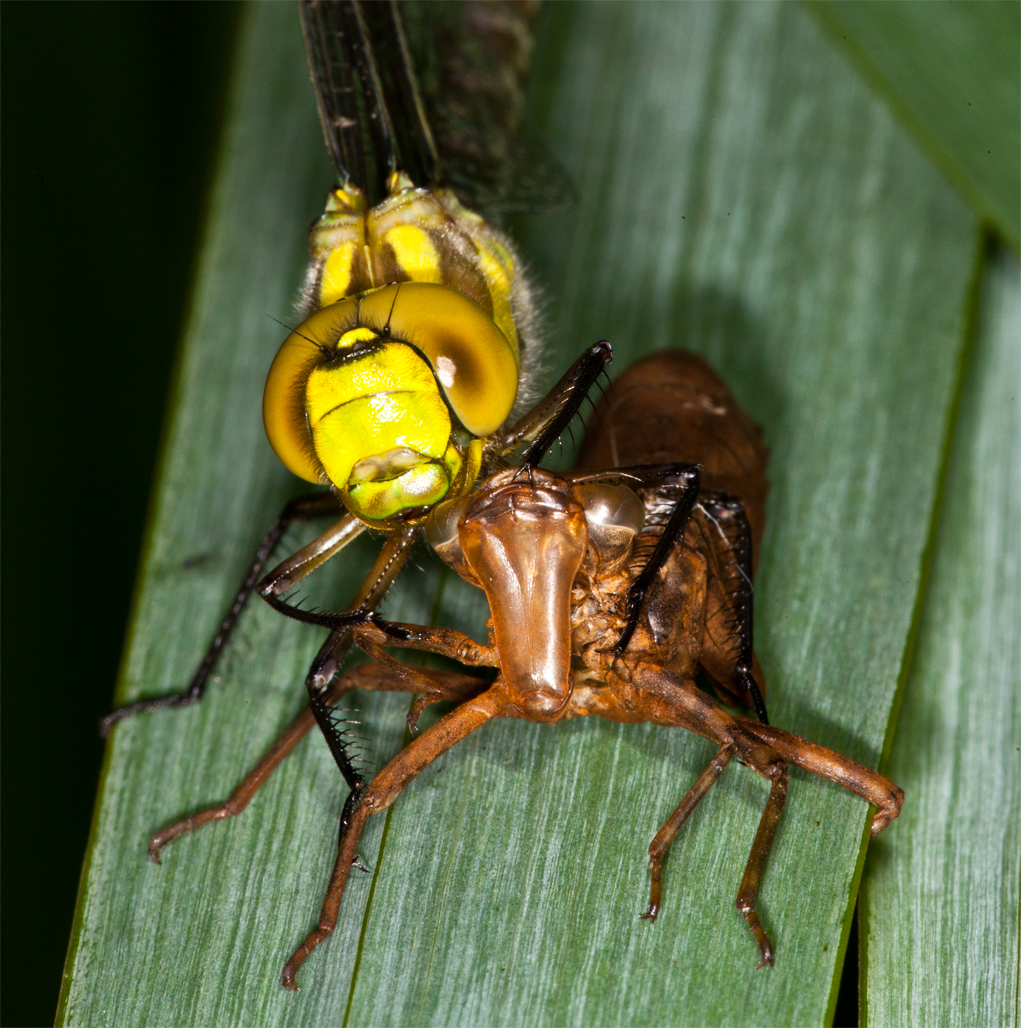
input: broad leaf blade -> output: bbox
[860,246,1021,1026]
[60,3,978,1026]
[809,0,1021,254]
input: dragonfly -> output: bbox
[100,0,605,777]
[98,0,904,991]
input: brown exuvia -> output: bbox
[148,350,904,988]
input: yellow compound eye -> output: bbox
[262,298,360,483]
[359,283,519,437]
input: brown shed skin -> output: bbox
[142,349,903,988]
[577,350,770,707]
[576,350,769,561]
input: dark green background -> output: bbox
[1,5,237,1024]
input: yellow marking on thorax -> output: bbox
[475,243,518,355]
[326,186,366,213]
[384,225,443,283]
[364,245,376,288]
[320,241,358,307]
[462,437,484,492]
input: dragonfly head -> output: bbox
[263,283,518,526]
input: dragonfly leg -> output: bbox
[642,742,735,922]
[147,662,486,861]
[734,753,788,968]
[100,491,346,735]
[260,525,417,789]
[281,687,503,990]
[489,341,613,466]
[266,516,498,730]
[290,527,420,700]
[735,718,904,835]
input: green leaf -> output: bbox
[859,246,1021,1026]
[809,0,1021,255]
[59,3,979,1025]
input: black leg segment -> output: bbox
[100,491,341,735]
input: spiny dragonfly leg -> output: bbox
[259,524,417,788]
[100,491,347,735]
[489,340,612,465]
[282,688,503,990]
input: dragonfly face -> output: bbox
[264,276,520,524]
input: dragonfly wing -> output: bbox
[300,0,440,205]
[301,0,573,215]
[400,0,574,215]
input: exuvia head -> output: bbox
[263,282,518,526]
[425,468,645,721]
[426,470,645,582]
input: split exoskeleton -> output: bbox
[144,351,903,988]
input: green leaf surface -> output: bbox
[860,245,1021,1026]
[809,0,1021,255]
[59,3,978,1026]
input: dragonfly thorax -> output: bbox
[303,183,523,354]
